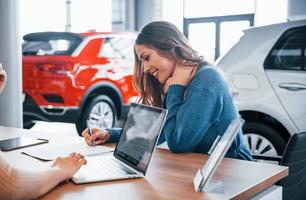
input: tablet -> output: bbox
[0,136,48,151]
[193,118,244,192]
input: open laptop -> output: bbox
[193,118,245,192]
[72,103,168,184]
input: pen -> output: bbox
[86,120,95,146]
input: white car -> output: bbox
[217,19,306,156]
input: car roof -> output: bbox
[216,19,306,65]
[243,19,306,35]
[79,32,137,39]
[23,31,136,41]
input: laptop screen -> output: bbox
[114,103,167,174]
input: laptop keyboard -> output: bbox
[74,155,137,180]
[90,156,135,175]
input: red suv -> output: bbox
[22,31,138,135]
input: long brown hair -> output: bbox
[134,21,207,107]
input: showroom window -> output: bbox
[184,14,254,62]
[265,26,306,71]
[112,0,126,30]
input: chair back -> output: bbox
[278,132,306,200]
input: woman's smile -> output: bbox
[151,69,159,79]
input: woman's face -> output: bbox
[134,44,176,84]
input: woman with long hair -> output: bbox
[82,21,252,160]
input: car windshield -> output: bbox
[22,32,83,56]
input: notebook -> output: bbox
[193,118,245,192]
[72,103,168,184]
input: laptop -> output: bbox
[72,103,168,184]
[193,118,244,192]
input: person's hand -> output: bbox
[171,60,198,86]
[163,78,172,94]
[51,152,87,180]
[82,128,110,146]
[0,63,7,93]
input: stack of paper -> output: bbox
[23,142,113,161]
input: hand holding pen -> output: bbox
[82,120,110,146]
[86,120,96,146]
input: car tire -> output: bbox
[23,120,36,129]
[242,122,286,156]
[76,95,117,136]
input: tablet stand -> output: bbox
[193,169,224,193]
[202,180,224,193]
[193,118,244,194]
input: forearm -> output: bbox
[0,164,65,200]
[163,85,190,151]
[27,168,66,199]
[163,85,220,152]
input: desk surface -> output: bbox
[0,126,288,200]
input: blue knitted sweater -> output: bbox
[107,64,252,160]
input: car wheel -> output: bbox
[23,120,36,129]
[76,95,117,136]
[242,122,286,156]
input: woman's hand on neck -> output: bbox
[170,60,199,86]
[163,78,173,94]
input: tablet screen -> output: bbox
[195,118,244,192]
[0,136,48,151]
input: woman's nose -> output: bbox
[142,63,150,73]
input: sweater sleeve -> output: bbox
[0,152,66,200]
[107,127,122,143]
[162,76,223,153]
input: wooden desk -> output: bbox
[0,126,288,200]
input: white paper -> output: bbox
[23,142,114,161]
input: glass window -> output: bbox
[23,39,78,56]
[220,20,250,56]
[100,37,135,60]
[112,0,125,24]
[100,40,116,58]
[188,23,216,63]
[265,26,306,71]
[22,33,82,56]
[304,50,306,70]
[184,0,254,18]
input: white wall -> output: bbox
[20,0,65,36]
[255,0,287,26]
[184,0,255,18]
[70,0,111,33]
[20,0,111,37]
[161,0,184,31]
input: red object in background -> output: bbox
[22,31,138,134]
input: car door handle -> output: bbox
[279,83,306,91]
